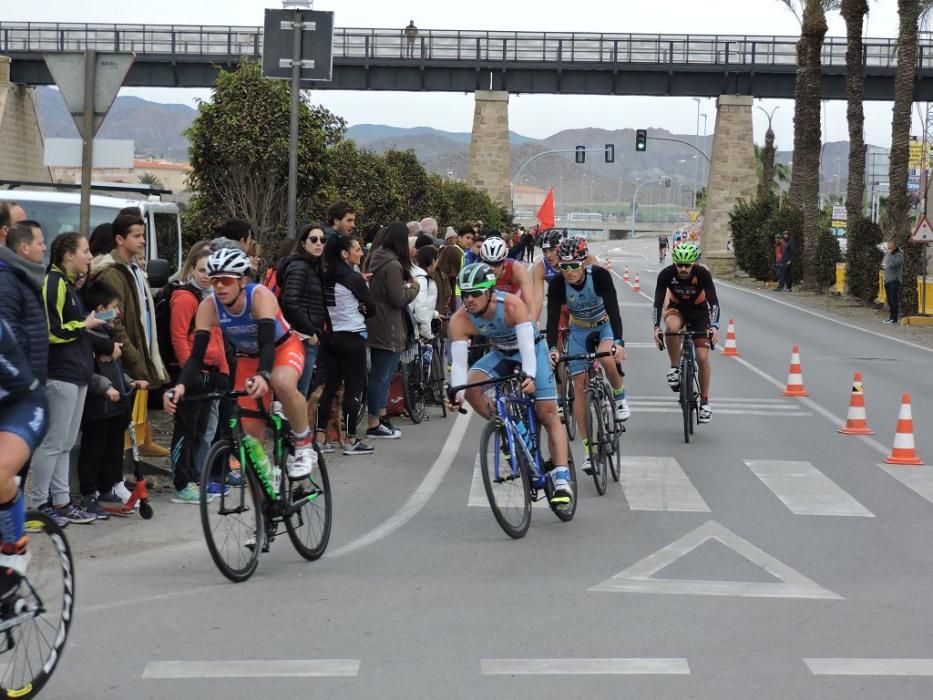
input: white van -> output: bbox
[0,189,183,275]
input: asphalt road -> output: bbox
[51,236,933,699]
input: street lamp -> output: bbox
[692,97,702,208]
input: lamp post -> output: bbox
[699,112,708,194]
[692,97,702,208]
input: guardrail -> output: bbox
[0,22,926,69]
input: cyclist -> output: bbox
[479,236,533,302]
[0,318,48,598]
[164,249,316,478]
[447,263,574,507]
[652,243,720,423]
[658,234,669,264]
[546,237,628,473]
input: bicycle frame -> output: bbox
[492,382,546,490]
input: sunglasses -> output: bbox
[210,276,240,287]
[460,289,488,299]
[306,236,325,244]
[675,263,693,269]
[558,262,583,271]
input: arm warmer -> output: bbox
[177,330,209,389]
[515,321,537,379]
[257,318,277,375]
[450,339,469,401]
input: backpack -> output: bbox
[154,280,200,373]
[263,266,281,298]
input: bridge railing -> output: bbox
[0,22,918,69]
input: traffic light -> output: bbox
[575,146,586,164]
[635,129,647,152]
[605,144,615,164]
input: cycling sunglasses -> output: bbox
[460,289,489,299]
[210,276,240,287]
[675,263,694,269]
[558,261,583,271]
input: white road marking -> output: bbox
[330,410,472,558]
[589,520,842,600]
[634,396,790,403]
[805,658,933,676]
[632,399,806,410]
[744,460,874,517]
[468,453,547,508]
[625,341,663,348]
[481,658,690,675]
[621,302,652,307]
[142,660,360,678]
[877,464,933,506]
[629,408,811,417]
[621,456,710,512]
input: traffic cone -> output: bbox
[884,394,924,465]
[782,345,809,396]
[838,372,874,435]
[721,319,739,356]
[623,265,630,283]
[632,272,641,292]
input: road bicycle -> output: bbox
[401,335,448,423]
[448,372,577,539]
[0,509,75,698]
[663,328,708,444]
[555,327,577,441]
[556,349,624,495]
[180,388,332,582]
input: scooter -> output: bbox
[100,388,154,519]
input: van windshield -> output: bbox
[15,201,121,241]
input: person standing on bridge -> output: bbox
[404,20,418,58]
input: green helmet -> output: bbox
[458,262,496,291]
[671,243,700,265]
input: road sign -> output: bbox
[44,138,134,168]
[687,209,700,223]
[909,140,932,169]
[911,215,933,243]
[262,9,334,83]
[44,52,134,138]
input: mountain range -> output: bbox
[34,88,870,201]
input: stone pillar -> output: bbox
[0,57,10,131]
[702,95,757,275]
[0,55,52,183]
[466,90,511,208]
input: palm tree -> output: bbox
[139,172,166,189]
[780,0,840,287]
[842,0,869,222]
[756,105,780,200]
[755,145,792,194]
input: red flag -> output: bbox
[536,188,555,229]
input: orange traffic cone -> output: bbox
[884,393,924,465]
[721,318,740,356]
[623,265,630,283]
[632,272,641,292]
[782,345,809,396]
[838,372,874,435]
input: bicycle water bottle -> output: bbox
[242,435,277,494]
[515,419,529,448]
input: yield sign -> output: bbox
[588,520,841,600]
[911,215,933,243]
[43,52,135,138]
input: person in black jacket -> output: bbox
[277,222,329,397]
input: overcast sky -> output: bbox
[8,0,920,151]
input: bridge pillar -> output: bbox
[702,95,756,275]
[0,56,51,183]
[466,90,511,208]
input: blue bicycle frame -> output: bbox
[492,379,549,492]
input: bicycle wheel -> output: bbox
[584,390,608,495]
[430,341,448,418]
[600,388,623,482]
[0,511,75,699]
[535,422,578,522]
[680,359,692,444]
[200,440,262,582]
[479,419,531,539]
[401,357,425,424]
[560,364,577,441]
[285,447,332,560]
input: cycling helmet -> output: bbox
[458,262,497,292]
[558,236,588,262]
[540,229,563,250]
[671,243,700,265]
[206,248,251,278]
[479,236,508,264]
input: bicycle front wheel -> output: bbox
[479,420,531,539]
[430,342,448,417]
[560,363,576,441]
[0,511,75,699]
[680,360,692,444]
[401,357,425,424]
[601,393,623,483]
[584,391,608,495]
[200,440,262,582]
[285,448,332,560]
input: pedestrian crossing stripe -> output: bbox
[621,456,709,512]
[589,520,842,600]
[744,460,874,517]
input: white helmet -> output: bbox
[479,236,507,263]
[206,248,251,278]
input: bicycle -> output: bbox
[662,328,707,444]
[555,327,577,441]
[179,389,332,582]
[556,349,624,495]
[401,335,449,422]
[448,372,577,539]
[0,509,75,698]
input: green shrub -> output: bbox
[845,218,883,303]
[761,205,803,286]
[813,227,842,290]
[729,196,777,280]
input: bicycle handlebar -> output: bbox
[555,350,615,364]
[446,372,528,414]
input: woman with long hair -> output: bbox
[316,235,375,455]
[363,222,419,439]
[435,245,461,317]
